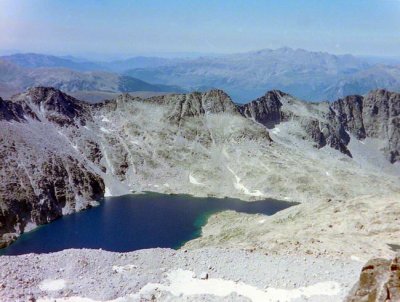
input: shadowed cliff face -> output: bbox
[0,87,104,248]
[0,86,399,248]
[330,89,400,163]
[240,89,400,162]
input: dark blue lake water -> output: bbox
[0,192,296,256]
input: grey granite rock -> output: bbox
[362,89,400,163]
[0,88,104,248]
[239,90,285,129]
[241,89,399,161]
[0,86,398,248]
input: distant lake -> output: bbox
[0,192,296,256]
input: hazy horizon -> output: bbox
[1,0,400,59]
[1,47,400,63]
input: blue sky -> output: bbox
[1,0,399,58]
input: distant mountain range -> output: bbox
[0,53,177,72]
[123,48,400,101]
[1,48,400,102]
[0,59,185,101]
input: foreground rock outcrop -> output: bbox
[0,87,399,249]
[346,254,400,301]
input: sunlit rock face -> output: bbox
[346,255,400,302]
[0,87,399,247]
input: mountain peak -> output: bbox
[239,91,285,129]
[366,88,394,97]
[13,87,89,125]
[264,90,290,100]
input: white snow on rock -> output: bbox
[130,140,141,146]
[24,221,37,232]
[104,187,112,197]
[112,264,137,273]
[99,127,111,134]
[189,173,205,186]
[38,269,341,302]
[39,279,66,292]
[140,269,341,302]
[350,255,363,262]
[227,166,264,197]
[271,127,281,135]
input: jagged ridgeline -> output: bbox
[0,87,399,248]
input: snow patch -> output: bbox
[189,173,205,186]
[147,269,341,302]
[222,148,230,159]
[39,279,66,292]
[271,127,281,135]
[112,264,137,273]
[351,255,363,262]
[131,140,141,146]
[100,127,111,134]
[24,221,37,232]
[104,187,112,197]
[37,270,342,302]
[227,167,263,197]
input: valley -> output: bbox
[0,86,399,301]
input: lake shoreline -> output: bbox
[0,192,296,256]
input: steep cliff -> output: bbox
[0,88,104,248]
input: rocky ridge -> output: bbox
[0,86,399,250]
[240,89,400,162]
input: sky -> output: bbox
[1,0,400,59]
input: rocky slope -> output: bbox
[0,87,399,251]
[0,248,363,302]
